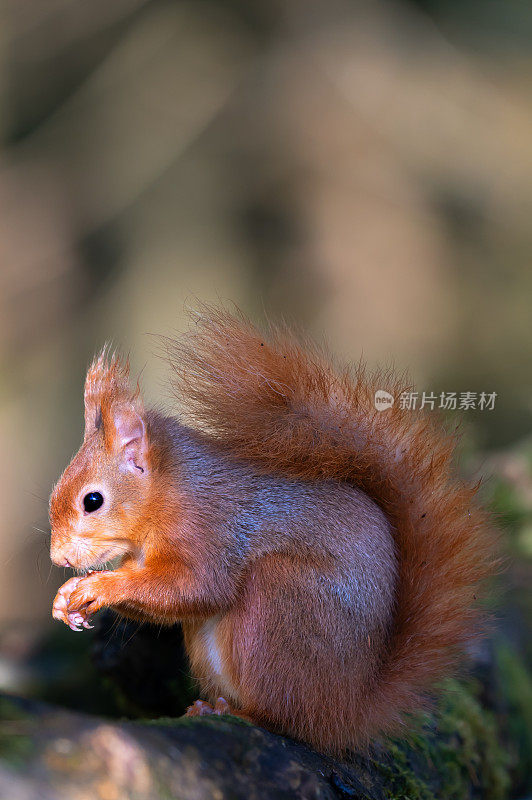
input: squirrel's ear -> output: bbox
[109,404,148,475]
[83,346,147,472]
[84,346,130,438]
[83,347,142,446]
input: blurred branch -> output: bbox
[8,0,151,60]
[10,3,252,230]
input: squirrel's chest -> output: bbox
[182,616,240,704]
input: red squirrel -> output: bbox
[49,307,495,753]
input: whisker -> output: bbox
[32,526,50,536]
[107,613,123,642]
[36,540,55,585]
[24,489,49,504]
[121,623,141,651]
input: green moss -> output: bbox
[372,679,510,800]
[436,679,510,800]
[140,713,253,730]
[495,642,532,791]
[372,740,436,800]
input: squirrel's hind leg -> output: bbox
[223,552,373,752]
[185,697,253,722]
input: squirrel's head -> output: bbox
[49,348,151,570]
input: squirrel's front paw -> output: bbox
[52,576,93,631]
[65,571,115,627]
[53,571,117,631]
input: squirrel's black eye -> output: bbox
[83,491,104,513]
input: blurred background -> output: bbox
[0,0,531,731]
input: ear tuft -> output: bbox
[84,345,137,438]
[83,346,147,471]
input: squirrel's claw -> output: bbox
[185,697,234,717]
[52,575,91,631]
[67,612,87,632]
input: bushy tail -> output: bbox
[165,306,496,743]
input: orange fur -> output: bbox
[49,307,496,754]
[164,307,497,744]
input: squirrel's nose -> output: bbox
[52,554,73,568]
[50,541,74,568]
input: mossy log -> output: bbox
[0,639,530,800]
